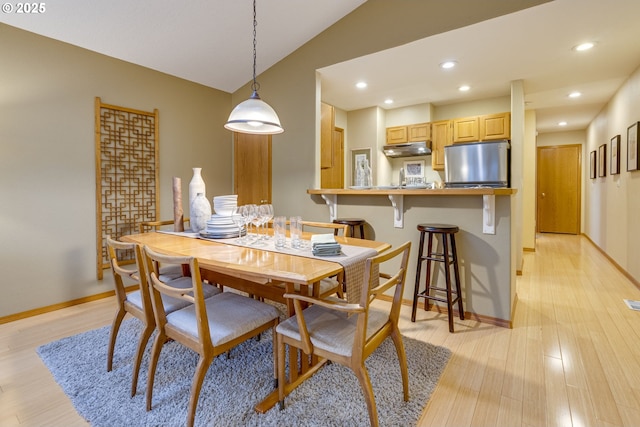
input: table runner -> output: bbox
[158,231,377,303]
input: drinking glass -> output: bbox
[260,204,273,239]
[250,205,263,242]
[244,204,257,236]
[290,216,302,249]
[231,207,244,242]
[273,216,286,249]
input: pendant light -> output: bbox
[224,0,284,135]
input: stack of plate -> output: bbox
[200,214,245,239]
[213,195,238,216]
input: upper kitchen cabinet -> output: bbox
[431,120,451,171]
[452,112,510,143]
[480,112,510,140]
[386,126,408,144]
[386,122,431,144]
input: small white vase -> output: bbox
[190,193,211,233]
[188,167,206,219]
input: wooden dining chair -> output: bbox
[143,246,280,427]
[276,241,412,427]
[138,219,192,280]
[105,237,221,397]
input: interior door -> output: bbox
[233,133,272,206]
[537,144,581,234]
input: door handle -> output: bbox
[541,192,545,198]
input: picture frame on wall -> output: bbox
[628,121,639,171]
[351,148,371,187]
[598,144,606,177]
[590,150,596,179]
[610,134,621,175]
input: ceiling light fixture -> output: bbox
[459,85,470,92]
[384,99,394,105]
[568,91,582,98]
[573,42,594,51]
[356,81,368,89]
[224,0,283,135]
[440,61,457,69]
[558,121,568,126]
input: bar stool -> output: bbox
[332,218,366,239]
[411,223,464,332]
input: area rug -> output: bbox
[37,319,450,427]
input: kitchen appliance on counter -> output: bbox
[444,140,510,188]
[383,141,431,158]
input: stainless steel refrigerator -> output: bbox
[444,140,510,188]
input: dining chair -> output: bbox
[276,241,412,427]
[138,218,192,281]
[143,246,280,427]
[105,237,221,397]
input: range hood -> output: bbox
[383,141,431,158]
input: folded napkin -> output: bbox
[311,234,342,256]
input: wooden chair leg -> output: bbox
[106,308,126,372]
[277,333,287,410]
[390,328,410,401]
[131,324,154,397]
[353,364,379,427]
[146,333,166,411]
[186,355,214,427]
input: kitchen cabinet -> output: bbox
[453,112,510,143]
[386,126,408,144]
[452,116,479,143]
[386,122,431,144]
[408,122,431,142]
[480,112,510,140]
[431,120,452,171]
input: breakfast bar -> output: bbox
[308,187,518,328]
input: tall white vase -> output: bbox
[188,167,206,220]
[190,193,212,233]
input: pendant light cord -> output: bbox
[251,0,260,93]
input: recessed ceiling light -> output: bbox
[384,99,394,105]
[458,85,470,92]
[440,61,457,69]
[573,42,594,51]
[355,81,367,89]
[568,91,582,98]
[558,121,568,126]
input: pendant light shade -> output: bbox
[225,0,283,135]
[225,91,283,134]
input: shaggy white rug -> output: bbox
[37,318,450,426]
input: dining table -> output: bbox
[121,229,391,412]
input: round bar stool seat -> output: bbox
[332,218,366,239]
[411,223,464,332]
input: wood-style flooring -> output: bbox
[1,233,639,426]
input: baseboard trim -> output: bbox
[582,233,640,290]
[380,295,512,329]
[0,286,134,325]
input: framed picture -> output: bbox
[598,144,606,177]
[351,148,371,186]
[590,150,596,179]
[628,121,639,171]
[610,135,621,175]
[403,160,425,178]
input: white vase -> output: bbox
[188,167,206,219]
[190,193,211,233]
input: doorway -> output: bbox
[536,144,581,234]
[233,133,272,206]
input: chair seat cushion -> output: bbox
[127,277,221,313]
[273,278,340,296]
[167,292,280,346]
[276,305,388,357]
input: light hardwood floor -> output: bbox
[1,233,639,426]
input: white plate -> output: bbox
[376,185,399,190]
[349,186,372,190]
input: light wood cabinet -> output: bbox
[453,112,510,143]
[408,122,431,142]
[452,116,480,143]
[431,120,452,171]
[480,112,510,140]
[320,102,344,189]
[386,126,408,144]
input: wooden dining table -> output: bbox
[121,230,391,412]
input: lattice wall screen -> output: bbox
[95,97,159,279]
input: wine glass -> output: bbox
[244,204,257,237]
[260,204,273,239]
[231,206,244,242]
[250,205,264,243]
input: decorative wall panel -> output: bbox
[95,97,159,279]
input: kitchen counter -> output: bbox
[307,186,518,328]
